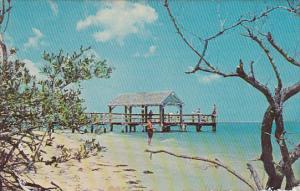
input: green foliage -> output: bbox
[0,46,112,189]
[39,46,112,132]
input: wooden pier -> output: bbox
[85,91,217,133]
[85,112,216,133]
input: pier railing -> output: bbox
[85,112,216,125]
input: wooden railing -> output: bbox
[85,112,216,125]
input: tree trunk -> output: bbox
[260,106,284,189]
[274,111,298,190]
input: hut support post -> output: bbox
[159,105,162,127]
[124,106,128,133]
[109,106,113,131]
[160,105,167,132]
[196,113,201,132]
[179,105,183,129]
[145,106,148,123]
[129,106,132,123]
[212,115,217,132]
[129,106,132,132]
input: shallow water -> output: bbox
[85,122,300,191]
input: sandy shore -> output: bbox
[26,132,150,191]
[25,130,300,191]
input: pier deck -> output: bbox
[86,112,217,133]
[84,91,217,133]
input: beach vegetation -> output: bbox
[0,1,111,189]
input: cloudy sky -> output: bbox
[6,0,300,122]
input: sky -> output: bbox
[5,0,300,122]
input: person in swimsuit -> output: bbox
[146,119,154,145]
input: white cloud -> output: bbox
[48,0,58,16]
[76,1,158,43]
[22,59,45,80]
[198,74,221,84]
[24,28,44,49]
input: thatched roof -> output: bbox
[108,91,183,107]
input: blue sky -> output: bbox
[6,0,300,122]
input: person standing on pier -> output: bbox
[146,119,154,145]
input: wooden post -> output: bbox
[212,115,217,132]
[160,105,166,132]
[145,106,148,123]
[141,105,145,123]
[196,125,202,132]
[124,106,128,133]
[162,106,165,125]
[159,105,163,126]
[109,106,113,131]
[129,106,132,123]
[179,105,183,129]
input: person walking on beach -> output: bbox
[146,119,154,145]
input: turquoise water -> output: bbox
[100,122,300,190]
[114,122,300,159]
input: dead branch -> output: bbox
[164,0,275,106]
[279,142,300,168]
[32,131,47,162]
[236,60,274,105]
[51,181,63,191]
[243,28,282,90]
[247,163,264,190]
[145,149,256,191]
[283,81,300,102]
[266,32,300,67]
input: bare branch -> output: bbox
[249,61,255,78]
[287,143,300,165]
[205,5,296,41]
[247,163,264,190]
[244,27,282,90]
[283,81,300,102]
[145,149,256,191]
[266,32,300,67]
[165,0,274,105]
[164,0,211,68]
[236,60,274,105]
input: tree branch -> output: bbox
[283,81,300,102]
[247,163,264,191]
[236,60,274,105]
[164,0,206,61]
[145,149,256,191]
[244,28,282,90]
[266,32,300,67]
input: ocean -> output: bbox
[94,122,300,191]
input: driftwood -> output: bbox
[145,149,256,191]
[247,163,263,190]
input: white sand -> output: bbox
[26,131,298,191]
[26,132,147,191]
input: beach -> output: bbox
[27,122,300,191]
